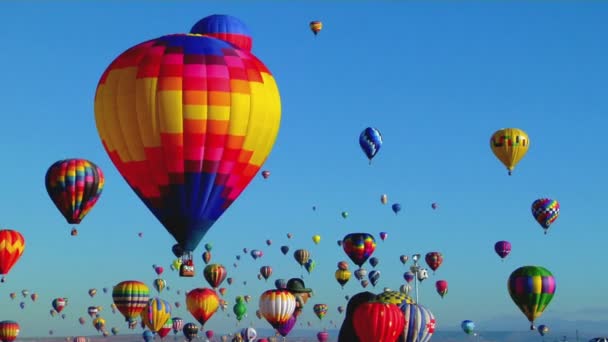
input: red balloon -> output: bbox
[154,266,164,276]
[435,280,448,298]
[353,302,404,342]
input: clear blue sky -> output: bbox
[1,1,607,339]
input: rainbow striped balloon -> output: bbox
[112,281,150,324]
[45,159,104,225]
[94,30,281,254]
[342,233,377,268]
[508,266,556,330]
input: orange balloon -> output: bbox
[186,288,219,327]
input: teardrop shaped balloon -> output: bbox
[359,127,383,164]
[531,198,560,234]
[94,24,281,262]
[309,21,323,36]
[494,240,512,259]
[342,233,376,268]
[0,230,25,281]
[203,264,227,289]
[507,266,556,330]
[45,159,104,226]
[112,281,150,325]
[490,128,529,175]
[185,288,220,327]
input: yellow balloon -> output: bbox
[490,128,529,175]
[141,298,171,333]
[312,235,321,244]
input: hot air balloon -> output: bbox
[258,289,296,329]
[94,16,281,277]
[52,298,66,313]
[391,203,401,214]
[400,302,436,341]
[490,128,529,175]
[0,321,20,342]
[274,278,287,290]
[250,250,263,260]
[261,170,270,179]
[45,159,104,233]
[341,211,348,219]
[260,266,272,281]
[141,298,172,332]
[359,127,383,164]
[30,293,38,302]
[531,198,560,234]
[508,266,556,330]
[154,266,164,276]
[312,235,321,244]
[190,14,253,52]
[186,288,220,327]
[379,232,388,241]
[461,320,475,335]
[309,21,323,35]
[92,317,106,332]
[436,280,448,298]
[153,278,167,293]
[368,270,380,287]
[203,264,227,289]
[342,233,376,268]
[494,240,512,260]
[87,306,98,318]
[400,255,409,265]
[313,304,328,320]
[538,324,549,336]
[353,302,404,342]
[266,239,272,246]
[335,269,351,288]
[241,327,257,342]
[111,327,119,335]
[112,281,150,325]
[88,289,97,298]
[202,251,212,264]
[425,252,443,273]
[0,230,25,282]
[172,317,184,335]
[380,194,388,205]
[280,245,289,255]
[293,249,310,267]
[317,331,329,342]
[431,202,438,210]
[233,297,247,321]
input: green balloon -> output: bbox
[507,265,556,330]
[233,302,247,321]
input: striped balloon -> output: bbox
[359,127,383,164]
[45,159,104,225]
[399,303,436,342]
[258,289,296,329]
[342,233,376,268]
[112,281,150,324]
[508,266,556,330]
[0,321,20,342]
[172,317,184,335]
[142,298,172,332]
[94,30,281,255]
[203,264,227,289]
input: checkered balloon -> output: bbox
[531,198,560,233]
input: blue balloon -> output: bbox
[142,330,154,342]
[359,127,383,164]
[461,320,475,335]
[392,203,402,214]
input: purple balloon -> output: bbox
[403,271,415,283]
[317,331,329,342]
[494,240,512,259]
[276,315,297,337]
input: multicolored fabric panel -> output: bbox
[95,34,281,252]
[508,266,556,322]
[400,303,436,342]
[45,159,105,224]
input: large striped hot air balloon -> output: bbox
[185,288,220,327]
[94,16,281,276]
[141,298,172,332]
[258,289,296,329]
[508,266,556,330]
[0,321,19,342]
[399,302,436,342]
[45,159,104,228]
[112,281,150,325]
[0,230,25,282]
